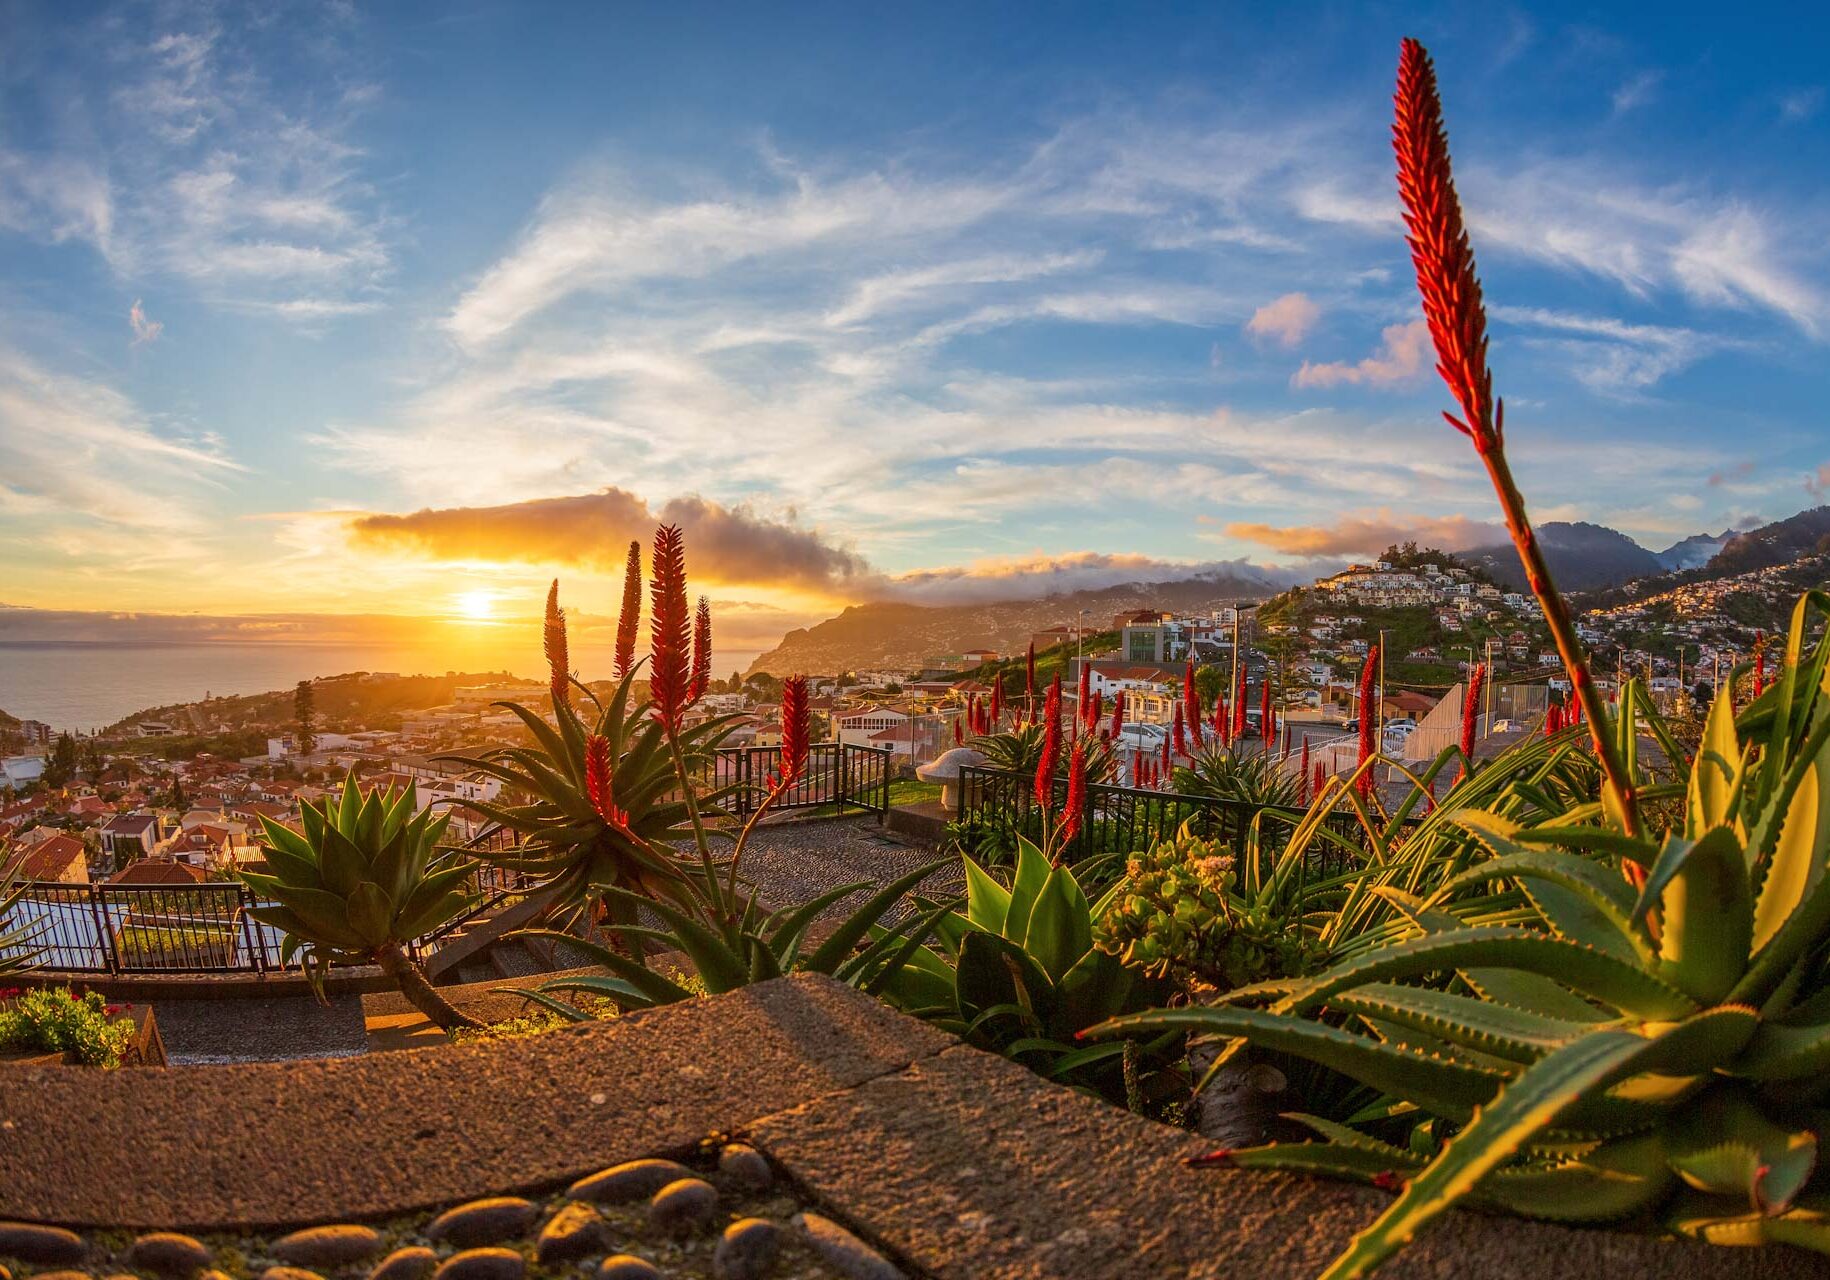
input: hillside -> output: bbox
[1657,529,1733,572]
[1706,506,1830,577]
[102,670,533,740]
[1462,522,1664,592]
[745,573,1276,676]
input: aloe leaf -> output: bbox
[1327,982,1598,1065]
[1431,850,1650,964]
[1279,928,1697,1022]
[1315,1023,1694,1280]
[1688,686,1742,836]
[1667,1087,1817,1215]
[962,855,1011,934]
[1472,1132,1673,1222]
[1002,836,1052,943]
[803,858,949,974]
[1086,1005,1507,1120]
[1751,750,1827,952]
[1631,828,1752,1005]
[1021,866,1092,985]
[1735,1016,1830,1081]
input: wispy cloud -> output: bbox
[1245,292,1321,347]
[1781,88,1825,123]
[1292,319,1430,389]
[1225,510,1505,558]
[128,298,163,346]
[1611,70,1662,114]
[1,9,390,322]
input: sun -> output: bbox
[453,589,497,621]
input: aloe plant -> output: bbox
[436,664,740,941]
[510,857,954,1015]
[876,837,1186,1114]
[1091,592,1830,1275]
[1172,746,1305,811]
[0,882,41,976]
[246,777,479,1030]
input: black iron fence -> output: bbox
[954,764,1379,876]
[3,861,535,977]
[712,742,892,819]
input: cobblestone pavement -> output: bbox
[726,817,963,921]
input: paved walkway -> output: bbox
[727,815,963,921]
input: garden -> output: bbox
[7,37,1830,1280]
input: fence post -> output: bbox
[836,744,850,813]
[241,884,267,975]
[87,882,119,975]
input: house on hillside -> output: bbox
[99,813,161,864]
[3,833,90,885]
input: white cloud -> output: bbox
[1245,292,1321,346]
[1293,319,1430,389]
[1781,88,1825,123]
[129,298,163,346]
[1611,71,1662,114]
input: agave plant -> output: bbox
[246,777,480,1030]
[973,720,1117,785]
[1091,595,1830,1274]
[1173,746,1305,811]
[876,836,1186,1114]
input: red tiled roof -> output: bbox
[5,833,87,882]
[110,858,207,885]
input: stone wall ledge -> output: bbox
[2,974,1823,1279]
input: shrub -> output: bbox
[0,987,136,1068]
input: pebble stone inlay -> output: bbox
[0,1142,899,1280]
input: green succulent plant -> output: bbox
[510,858,954,1015]
[0,881,41,976]
[1096,825,1329,991]
[1091,593,1830,1276]
[1172,746,1306,811]
[246,776,479,1030]
[973,721,1117,785]
[436,668,741,937]
[876,837,1186,1115]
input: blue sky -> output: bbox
[2,0,1828,649]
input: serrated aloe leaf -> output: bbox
[1431,850,1649,965]
[1328,982,1597,1065]
[1752,753,1826,953]
[1315,1015,1729,1280]
[1633,828,1752,1005]
[962,856,1010,934]
[1471,1132,1673,1223]
[1735,1016,1830,1081]
[1278,928,1697,1022]
[1087,1004,1507,1120]
[1668,1087,1817,1216]
[1689,685,1743,836]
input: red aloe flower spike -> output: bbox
[584,733,633,833]
[1260,679,1273,751]
[544,580,571,709]
[1314,760,1327,800]
[954,717,963,745]
[770,675,810,792]
[1110,689,1126,740]
[1356,646,1379,800]
[990,678,1003,727]
[1298,735,1311,803]
[1077,659,1093,730]
[689,596,713,705]
[1089,689,1103,728]
[1394,36,1637,835]
[1755,629,1767,695]
[1059,740,1087,852]
[648,524,692,731]
[1457,662,1486,784]
[1034,674,1063,814]
[1215,695,1228,746]
[1232,667,1247,742]
[614,539,642,678]
[1172,702,1186,757]
[1183,658,1203,748]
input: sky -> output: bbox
[3,0,1829,656]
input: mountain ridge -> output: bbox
[744,572,1277,676]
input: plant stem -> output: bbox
[375,942,481,1031]
[664,731,723,916]
[1478,446,1641,837]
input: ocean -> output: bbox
[0,641,763,734]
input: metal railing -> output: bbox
[712,742,892,819]
[954,764,1380,877]
[2,860,535,977]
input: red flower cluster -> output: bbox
[1059,741,1087,850]
[1458,662,1486,780]
[1035,674,1063,812]
[614,540,642,678]
[1172,702,1186,757]
[770,675,810,792]
[1298,736,1311,803]
[584,734,633,835]
[1183,659,1203,749]
[1356,647,1380,799]
[544,580,570,708]
[1394,38,1496,455]
[690,596,712,704]
[1232,668,1247,742]
[648,525,693,731]
[1110,689,1126,740]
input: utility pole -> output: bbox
[1484,637,1497,736]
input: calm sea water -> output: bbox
[0,642,762,734]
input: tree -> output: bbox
[42,733,78,789]
[170,775,186,811]
[1192,666,1227,705]
[294,680,317,756]
[80,738,104,784]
